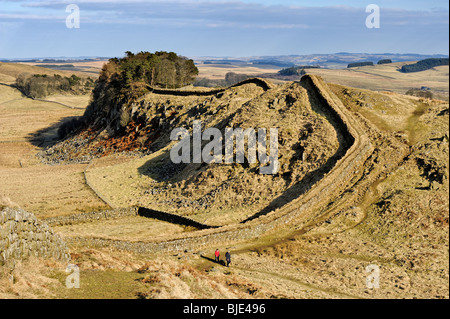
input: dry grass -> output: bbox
[0,85,86,142]
[0,62,94,80]
[0,257,67,299]
[307,62,449,100]
[54,216,186,241]
[0,74,108,219]
[43,94,92,109]
[0,164,109,218]
[196,63,280,80]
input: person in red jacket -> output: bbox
[214,249,220,263]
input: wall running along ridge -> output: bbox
[146,78,275,96]
[74,75,380,254]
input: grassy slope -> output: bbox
[0,67,109,218]
[0,62,94,81]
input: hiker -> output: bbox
[214,249,220,263]
[225,251,231,267]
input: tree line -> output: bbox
[377,59,392,64]
[278,66,320,76]
[15,73,94,99]
[347,62,374,68]
[400,58,449,73]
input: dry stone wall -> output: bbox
[0,207,70,267]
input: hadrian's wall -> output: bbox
[146,77,275,96]
[66,75,378,254]
[0,207,70,267]
[0,75,378,257]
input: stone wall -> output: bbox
[146,77,274,96]
[43,207,138,226]
[65,75,377,255]
[42,207,215,230]
[0,207,70,267]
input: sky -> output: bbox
[0,0,448,59]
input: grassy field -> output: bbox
[0,62,95,81]
[0,64,109,218]
[196,60,449,100]
[306,62,449,100]
[195,62,280,80]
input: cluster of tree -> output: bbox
[224,72,252,85]
[278,66,320,76]
[377,59,392,64]
[400,58,449,73]
[347,62,374,68]
[109,51,198,89]
[15,73,94,98]
[405,88,433,99]
[79,51,198,136]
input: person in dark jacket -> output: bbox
[225,251,231,267]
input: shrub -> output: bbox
[347,62,374,68]
[377,59,392,64]
[405,89,433,99]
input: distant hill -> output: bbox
[194,53,448,69]
[4,53,448,71]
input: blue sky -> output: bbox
[0,0,448,59]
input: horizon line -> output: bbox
[1,52,449,61]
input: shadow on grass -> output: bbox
[200,255,227,267]
[26,115,82,148]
